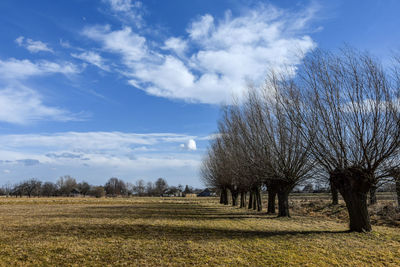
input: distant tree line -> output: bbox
[0,176,202,198]
[201,48,400,232]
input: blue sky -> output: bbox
[0,0,399,187]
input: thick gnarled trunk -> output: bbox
[267,191,276,214]
[330,179,339,205]
[277,190,290,217]
[220,187,229,205]
[331,167,373,232]
[274,180,292,217]
[266,181,279,214]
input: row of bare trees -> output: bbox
[1,176,199,198]
[201,48,400,232]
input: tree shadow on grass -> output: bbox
[16,202,350,240]
[31,203,280,221]
[7,222,349,241]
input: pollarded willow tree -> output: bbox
[201,138,229,205]
[202,47,400,230]
[202,78,315,217]
[246,77,315,217]
[294,48,400,232]
[221,103,266,211]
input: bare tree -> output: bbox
[251,78,315,217]
[201,137,231,205]
[22,179,42,197]
[155,178,168,196]
[133,179,146,196]
[145,182,155,196]
[105,177,127,196]
[41,182,57,197]
[57,175,77,196]
[218,107,258,208]
[78,181,90,196]
[295,48,400,231]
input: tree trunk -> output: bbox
[267,188,277,214]
[252,191,257,210]
[256,187,262,212]
[331,167,373,232]
[248,191,253,209]
[231,190,238,206]
[330,179,339,205]
[224,188,229,205]
[220,188,229,205]
[277,190,290,217]
[396,178,400,207]
[369,184,377,205]
[240,192,246,208]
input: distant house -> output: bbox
[185,193,197,198]
[197,188,212,197]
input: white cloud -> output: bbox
[187,14,214,40]
[83,26,147,64]
[59,39,72,48]
[133,56,195,97]
[107,0,141,12]
[187,139,197,151]
[71,51,109,71]
[103,0,143,26]
[83,3,318,104]
[180,139,197,151]
[0,132,198,153]
[0,131,204,185]
[0,58,81,80]
[15,36,24,46]
[162,37,187,57]
[15,36,53,53]
[0,85,80,124]
[0,58,82,124]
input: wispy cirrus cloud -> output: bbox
[0,58,83,124]
[103,0,144,27]
[15,36,53,53]
[0,85,81,125]
[82,3,318,104]
[71,51,110,71]
[0,58,81,80]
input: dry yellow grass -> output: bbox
[0,197,399,266]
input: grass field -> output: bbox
[0,197,399,266]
